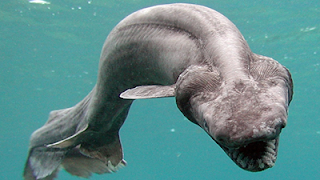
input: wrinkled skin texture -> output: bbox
[24,3,293,180]
[176,56,292,171]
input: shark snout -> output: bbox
[213,117,285,148]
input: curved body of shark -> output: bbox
[24,3,293,179]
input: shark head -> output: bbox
[176,58,293,171]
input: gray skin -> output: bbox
[24,3,293,180]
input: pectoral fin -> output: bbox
[120,85,175,99]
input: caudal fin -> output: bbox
[24,90,126,179]
[23,134,126,179]
[24,147,66,180]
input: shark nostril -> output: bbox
[217,137,225,143]
[277,123,285,130]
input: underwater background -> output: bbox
[0,0,319,179]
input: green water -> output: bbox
[0,0,319,179]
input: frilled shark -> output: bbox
[24,3,293,180]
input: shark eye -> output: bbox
[203,120,209,132]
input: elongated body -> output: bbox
[24,3,293,179]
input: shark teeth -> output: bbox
[223,138,278,172]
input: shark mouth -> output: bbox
[219,137,279,172]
